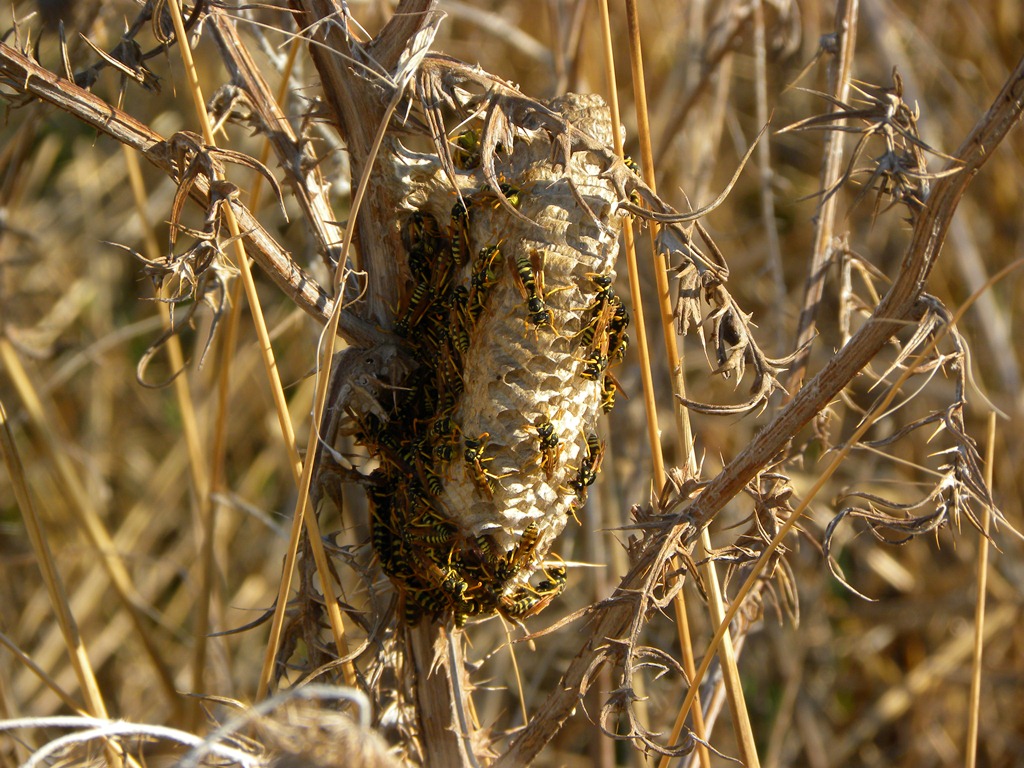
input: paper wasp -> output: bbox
[509,522,541,574]
[623,155,644,206]
[478,181,522,210]
[402,593,424,626]
[599,372,621,413]
[431,415,460,466]
[463,433,510,499]
[466,244,503,322]
[500,587,541,620]
[452,128,481,170]
[511,250,562,333]
[471,245,504,290]
[398,281,438,332]
[589,272,615,302]
[406,581,449,623]
[409,507,457,547]
[498,556,567,620]
[581,350,609,381]
[569,432,605,497]
[402,211,449,283]
[453,596,491,628]
[606,297,629,362]
[450,198,471,265]
[534,415,562,478]
[472,532,499,572]
[536,561,567,595]
[409,542,468,601]
[423,466,445,497]
[450,284,471,326]
[450,327,470,355]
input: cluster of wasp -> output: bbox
[578,273,629,413]
[357,137,628,627]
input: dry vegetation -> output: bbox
[1,1,1023,766]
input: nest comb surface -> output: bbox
[372,92,627,623]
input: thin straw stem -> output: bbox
[163,0,356,695]
[0,399,112,749]
[965,412,995,768]
[121,145,215,728]
[621,1,756,762]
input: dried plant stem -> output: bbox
[0,41,386,339]
[602,5,695,752]
[503,619,529,728]
[279,0,432,702]
[659,598,710,768]
[679,253,1024,746]
[787,0,860,392]
[498,54,1024,766]
[624,1,755,762]
[205,20,306,717]
[0,341,180,714]
[752,0,784,324]
[694,538,757,765]
[0,630,83,714]
[215,29,311,697]
[0,401,116,765]
[242,37,303,217]
[412,626,476,767]
[598,0,665,489]
[211,14,346,271]
[165,0,300,485]
[120,145,215,728]
[966,411,996,768]
[163,0,357,697]
[280,4,483,762]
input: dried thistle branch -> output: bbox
[0,37,382,345]
[494,52,1024,767]
[209,11,348,273]
[823,295,999,596]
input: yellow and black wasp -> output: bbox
[451,128,481,170]
[569,432,605,498]
[511,249,565,334]
[450,198,471,266]
[402,211,451,284]
[468,244,504,322]
[499,556,567,620]
[534,415,562,478]
[463,433,508,499]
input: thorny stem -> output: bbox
[282,4,479,765]
[0,40,382,344]
[162,0,357,699]
[201,29,305,721]
[677,255,1023,750]
[494,52,1024,768]
[624,2,754,763]
[210,16,346,273]
[596,11,661,761]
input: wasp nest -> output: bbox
[360,94,628,627]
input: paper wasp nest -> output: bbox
[362,94,628,627]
